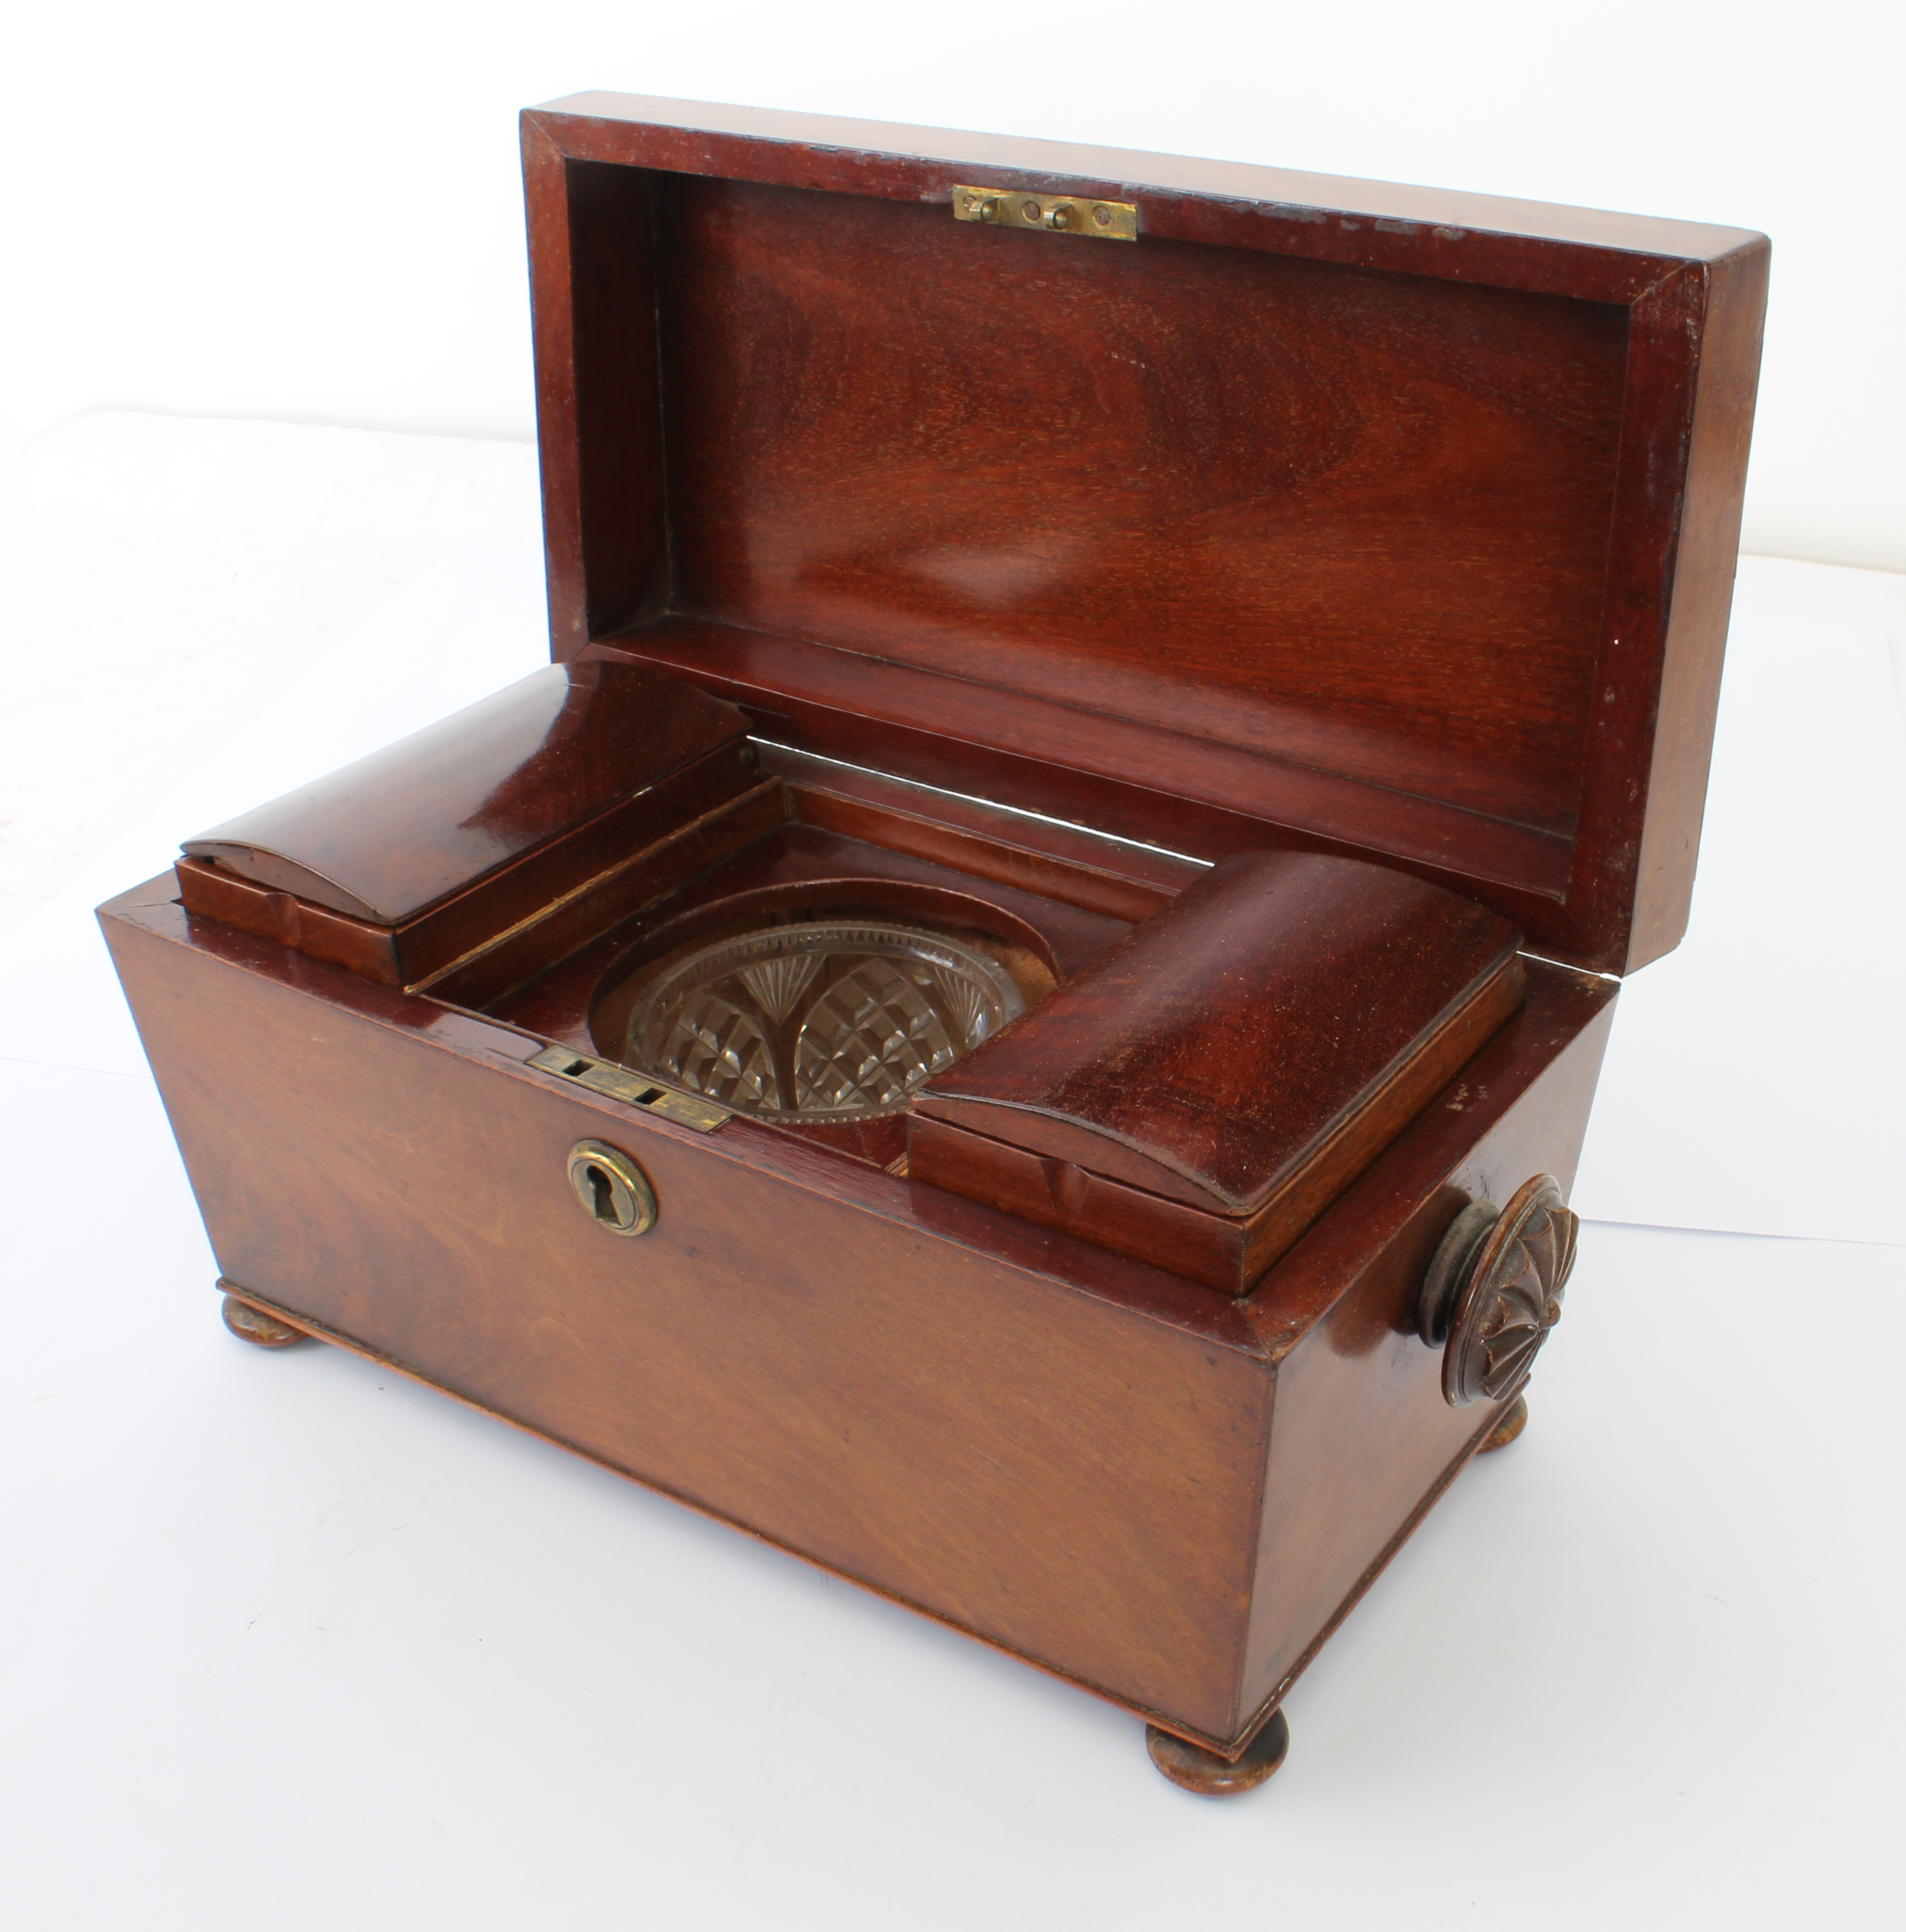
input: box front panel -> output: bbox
[106,901,1271,1742]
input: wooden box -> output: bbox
[100,94,1767,1793]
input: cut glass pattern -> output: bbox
[625,920,1024,1120]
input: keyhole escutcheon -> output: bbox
[565,1139,658,1237]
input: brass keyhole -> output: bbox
[587,1163,617,1221]
[565,1140,657,1237]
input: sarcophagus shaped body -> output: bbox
[102,94,1766,1789]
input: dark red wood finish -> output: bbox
[520,93,1767,977]
[184,661,745,921]
[101,869,1616,1756]
[175,661,758,991]
[96,101,1763,1768]
[916,852,1522,1209]
[908,850,1525,1291]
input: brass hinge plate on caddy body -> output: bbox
[528,1045,731,1133]
[953,186,1139,240]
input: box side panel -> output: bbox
[1235,972,1615,1732]
[104,904,1270,1743]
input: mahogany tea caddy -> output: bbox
[101,95,1768,1795]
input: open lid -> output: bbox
[521,93,1769,976]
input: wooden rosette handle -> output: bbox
[1417,1176,1579,1409]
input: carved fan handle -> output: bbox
[1416,1176,1579,1410]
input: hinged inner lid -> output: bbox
[183,660,746,923]
[914,850,1523,1215]
[524,95,1769,975]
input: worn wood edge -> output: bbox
[1551,264,1706,975]
[95,871,183,917]
[1240,963,1620,1361]
[1623,241,1771,972]
[213,1274,1267,1758]
[523,111,590,655]
[1230,954,1527,1253]
[525,93,1761,273]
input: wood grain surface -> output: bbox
[915,851,1522,1208]
[521,96,1767,977]
[183,661,745,921]
[910,851,1525,1290]
[102,872,1613,1754]
[105,98,1729,1760]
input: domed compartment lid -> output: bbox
[913,850,1523,1217]
[181,659,747,924]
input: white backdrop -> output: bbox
[5,19,1906,1924]
[2,0,1902,571]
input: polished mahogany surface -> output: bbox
[96,95,1719,1769]
[183,660,746,923]
[174,757,772,994]
[101,865,1614,1753]
[658,175,1625,842]
[762,745,1203,923]
[904,849,1525,1292]
[914,852,1520,1213]
[522,95,1768,976]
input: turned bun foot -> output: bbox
[1146,1709,1290,1796]
[221,1290,308,1349]
[1477,1393,1529,1453]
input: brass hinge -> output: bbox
[953,186,1138,241]
[528,1044,730,1133]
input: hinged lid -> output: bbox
[521,93,1769,976]
[913,851,1522,1218]
[183,659,747,921]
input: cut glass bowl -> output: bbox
[624,920,1025,1120]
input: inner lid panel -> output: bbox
[654,174,1629,847]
